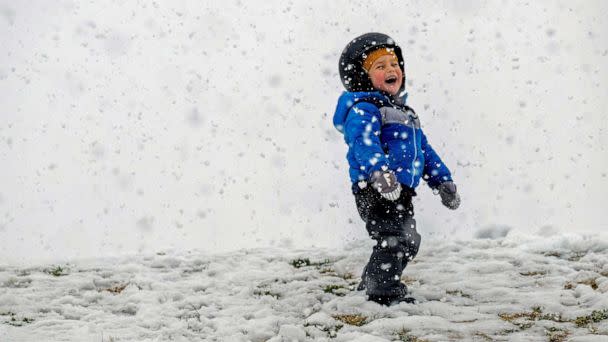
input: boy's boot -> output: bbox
[368,283,416,305]
[364,217,420,305]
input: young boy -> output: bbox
[333,32,461,305]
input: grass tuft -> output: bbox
[319,267,334,274]
[446,289,472,299]
[290,258,311,268]
[333,314,367,326]
[519,270,547,276]
[566,251,586,261]
[51,266,64,276]
[2,312,35,327]
[574,309,608,327]
[499,306,543,322]
[564,279,598,290]
[104,283,129,294]
[498,306,555,331]
[396,327,430,342]
[253,288,281,299]
[545,327,569,342]
[44,265,67,277]
[499,306,608,333]
[340,272,355,280]
[473,332,494,341]
[323,284,348,296]
[289,258,332,268]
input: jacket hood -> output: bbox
[339,32,406,93]
[333,91,408,133]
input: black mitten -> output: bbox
[370,170,401,201]
[437,181,461,210]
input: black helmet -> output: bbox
[338,32,405,92]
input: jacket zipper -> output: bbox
[410,125,417,188]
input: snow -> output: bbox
[1,229,607,341]
[0,0,607,263]
[0,1,606,340]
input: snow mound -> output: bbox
[1,232,608,341]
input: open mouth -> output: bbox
[385,76,397,84]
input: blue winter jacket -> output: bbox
[333,91,452,192]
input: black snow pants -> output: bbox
[354,183,421,297]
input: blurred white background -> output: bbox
[0,0,606,263]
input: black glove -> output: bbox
[437,181,460,210]
[370,170,401,201]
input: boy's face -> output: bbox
[368,55,403,95]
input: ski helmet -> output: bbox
[338,32,405,92]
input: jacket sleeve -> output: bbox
[421,131,452,189]
[343,101,389,177]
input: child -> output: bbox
[333,32,461,305]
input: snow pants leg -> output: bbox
[354,184,421,297]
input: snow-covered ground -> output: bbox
[1,2,606,341]
[1,229,607,341]
[1,0,607,263]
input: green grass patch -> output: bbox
[323,284,349,296]
[473,332,494,341]
[290,258,311,268]
[396,328,430,342]
[303,322,343,338]
[44,265,68,277]
[519,270,547,276]
[545,327,569,342]
[564,278,598,290]
[289,258,331,268]
[543,251,562,258]
[253,288,281,299]
[319,267,334,274]
[2,312,35,327]
[104,283,128,294]
[446,289,472,299]
[541,251,586,261]
[501,306,568,323]
[574,309,608,327]
[333,314,367,326]
[499,306,543,322]
[340,272,355,280]
[499,306,608,334]
[567,251,587,261]
[498,306,569,331]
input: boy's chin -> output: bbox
[381,86,401,96]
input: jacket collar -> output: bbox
[333,90,410,132]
